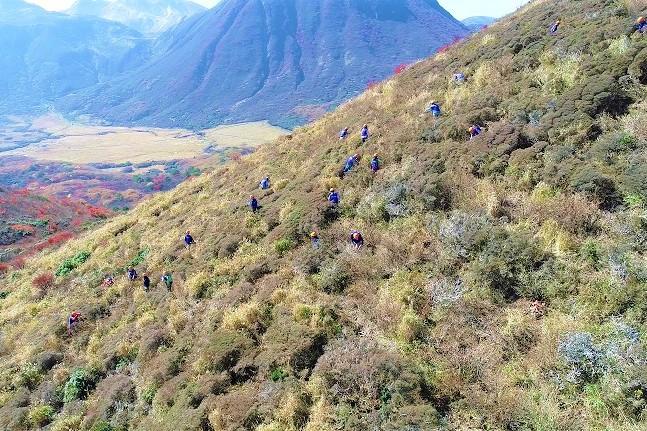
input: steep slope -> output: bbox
[59,0,468,128]
[0,1,151,115]
[65,0,206,35]
[2,0,647,430]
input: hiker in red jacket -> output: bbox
[68,311,82,336]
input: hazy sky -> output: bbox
[26,0,530,20]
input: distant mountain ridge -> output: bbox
[59,0,469,128]
[65,0,207,34]
[462,15,496,30]
[0,0,151,115]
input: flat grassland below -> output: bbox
[2,115,287,164]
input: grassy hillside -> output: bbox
[1,0,647,429]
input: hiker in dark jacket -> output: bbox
[370,154,380,173]
[67,311,82,336]
[143,273,151,291]
[350,230,364,249]
[249,196,259,213]
[162,273,173,292]
[127,267,138,281]
[184,231,195,249]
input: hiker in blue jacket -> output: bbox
[469,125,482,140]
[636,16,646,34]
[259,176,270,190]
[550,19,561,34]
[344,154,359,173]
[328,188,340,206]
[184,230,195,249]
[370,154,380,173]
[428,101,441,117]
[339,127,350,140]
[361,124,370,143]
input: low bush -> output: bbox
[55,251,91,277]
[274,238,295,256]
[315,260,351,294]
[16,362,42,389]
[27,404,55,427]
[89,420,114,431]
[63,368,100,403]
[557,332,606,384]
[32,272,55,292]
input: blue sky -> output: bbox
[29,0,530,20]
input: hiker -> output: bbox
[636,16,646,34]
[370,154,380,173]
[361,124,370,143]
[350,230,364,250]
[328,188,340,206]
[184,230,195,249]
[453,72,465,83]
[259,176,271,190]
[343,154,359,173]
[339,127,350,140]
[127,267,138,282]
[427,101,441,117]
[143,273,151,292]
[249,195,259,213]
[550,19,561,34]
[162,273,173,292]
[310,231,320,248]
[102,275,114,287]
[67,311,81,336]
[469,125,482,140]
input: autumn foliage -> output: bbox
[32,273,55,291]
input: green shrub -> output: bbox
[89,420,114,431]
[185,166,201,177]
[27,404,55,427]
[273,238,295,256]
[55,251,91,277]
[50,415,82,431]
[570,167,621,210]
[270,367,288,382]
[63,368,99,402]
[141,384,158,405]
[128,248,149,267]
[17,362,42,389]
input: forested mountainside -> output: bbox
[1,0,647,430]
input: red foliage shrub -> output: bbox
[88,206,110,219]
[0,263,9,273]
[229,152,242,162]
[10,224,37,234]
[35,231,75,251]
[394,64,408,74]
[11,257,25,269]
[32,273,55,291]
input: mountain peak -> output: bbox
[60,0,469,128]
